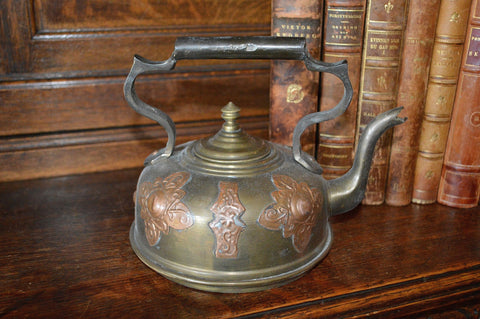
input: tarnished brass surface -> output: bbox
[130,223,332,293]
[131,136,333,292]
[180,102,284,177]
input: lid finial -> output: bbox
[221,102,241,132]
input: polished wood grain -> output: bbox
[3,0,270,79]
[0,169,478,318]
[0,69,269,136]
[0,69,270,182]
[35,0,269,31]
[0,0,270,182]
[0,119,269,182]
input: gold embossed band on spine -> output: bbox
[412,0,473,204]
[438,0,480,208]
[319,0,367,180]
[385,0,441,206]
[354,0,409,205]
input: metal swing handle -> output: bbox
[124,36,353,171]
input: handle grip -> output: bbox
[124,36,353,170]
[173,36,307,60]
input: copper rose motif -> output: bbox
[258,175,322,253]
[138,172,193,246]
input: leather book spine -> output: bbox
[355,0,409,205]
[385,0,442,206]
[412,0,473,204]
[437,0,480,208]
[270,0,323,155]
[317,0,367,180]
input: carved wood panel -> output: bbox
[2,0,270,79]
[0,0,271,181]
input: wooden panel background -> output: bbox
[0,0,271,181]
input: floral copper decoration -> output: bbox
[258,175,322,253]
[138,172,193,246]
[209,181,246,258]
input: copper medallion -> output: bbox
[258,175,322,253]
[138,172,193,246]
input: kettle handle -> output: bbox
[124,36,353,168]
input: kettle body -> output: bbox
[124,36,405,292]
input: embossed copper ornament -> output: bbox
[125,36,406,293]
[259,175,322,253]
[209,181,245,258]
[138,172,193,246]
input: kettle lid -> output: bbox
[180,102,284,176]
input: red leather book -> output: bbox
[355,0,409,205]
[317,0,367,180]
[437,0,480,208]
[385,0,442,206]
[270,0,323,155]
[412,0,473,204]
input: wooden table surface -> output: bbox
[1,169,479,318]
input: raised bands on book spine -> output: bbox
[437,0,480,208]
[318,0,367,180]
[355,0,409,205]
[412,0,473,204]
[385,0,441,206]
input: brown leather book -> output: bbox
[412,0,473,204]
[437,0,480,208]
[270,0,323,155]
[317,0,367,180]
[355,0,409,205]
[385,0,442,206]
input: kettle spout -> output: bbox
[327,107,406,216]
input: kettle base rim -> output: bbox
[129,223,333,293]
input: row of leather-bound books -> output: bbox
[270,0,480,208]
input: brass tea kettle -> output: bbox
[124,36,405,293]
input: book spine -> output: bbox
[355,0,409,205]
[437,0,480,208]
[270,0,323,155]
[412,0,473,204]
[317,0,367,180]
[385,0,442,206]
